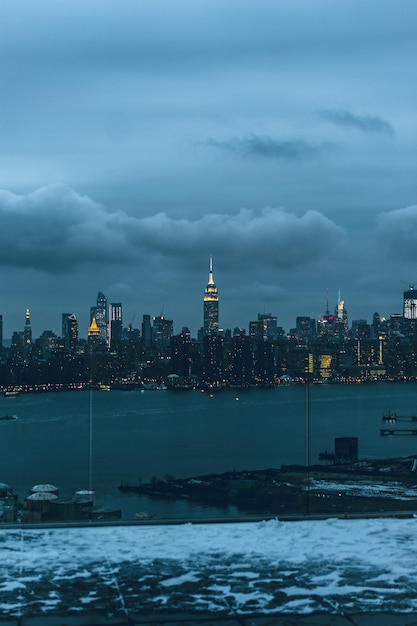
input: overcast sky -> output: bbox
[0,0,416,338]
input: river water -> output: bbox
[1,383,417,520]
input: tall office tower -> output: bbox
[152,315,173,350]
[0,314,2,349]
[23,308,32,351]
[296,316,314,342]
[203,256,219,336]
[403,285,417,319]
[93,292,108,343]
[231,335,254,387]
[142,314,152,348]
[258,313,278,341]
[67,314,78,352]
[202,334,224,387]
[170,331,191,377]
[317,292,334,337]
[87,316,101,348]
[249,320,264,342]
[334,290,348,339]
[109,303,123,350]
[62,313,72,342]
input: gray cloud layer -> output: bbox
[0,184,346,274]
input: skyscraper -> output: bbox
[109,303,122,350]
[403,285,417,320]
[203,256,219,336]
[62,313,78,351]
[334,290,348,339]
[23,308,32,355]
[67,314,78,352]
[91,292,108,344]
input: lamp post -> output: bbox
[305,344,311,515]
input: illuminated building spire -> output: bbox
[24,308,32,345]
[203,256,219,335]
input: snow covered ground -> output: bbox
[1,517,417,619]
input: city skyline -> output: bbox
[0,2,416,338]
[1,274,416,341]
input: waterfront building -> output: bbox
[170,331,191,377]
[202,334,224,387]
[203,256,219,336]
[231,335,254,387]
[254,340,275,386]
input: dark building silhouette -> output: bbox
[109,303,122,350]
[170,331,191,377]
[231,335,254,387]
[202,334,224,387]
[141,314,152,348]
[153,315,173,351]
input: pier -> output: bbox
[380,428,417,436]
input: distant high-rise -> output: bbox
[334,290,348,339]
[203,256,219,335]
[142,314,152,348]
[109,303,122,349]
[67,314,78,352]
[23,308,32,352]
[152,315,173,350]
[403,285,417,320]
[62,313,78,351]
[62,313,72,341]
[91,292,108,344]
[87,317,101,348]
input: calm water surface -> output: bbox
[1,383,417,519]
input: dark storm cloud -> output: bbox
[0,185,346,275]
[321,110,394,135]
[124,206,346,269]
[208,136,322,160]
[376,205,417,261]
[0,184,131,272]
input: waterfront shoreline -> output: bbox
[119,456,417,518]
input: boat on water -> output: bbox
[382,411,397,423]
[3,390,20,398]
[382,411,417,423]
[0,415,18,421]
[142,382,168,390]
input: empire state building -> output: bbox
[203,256,219,335]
